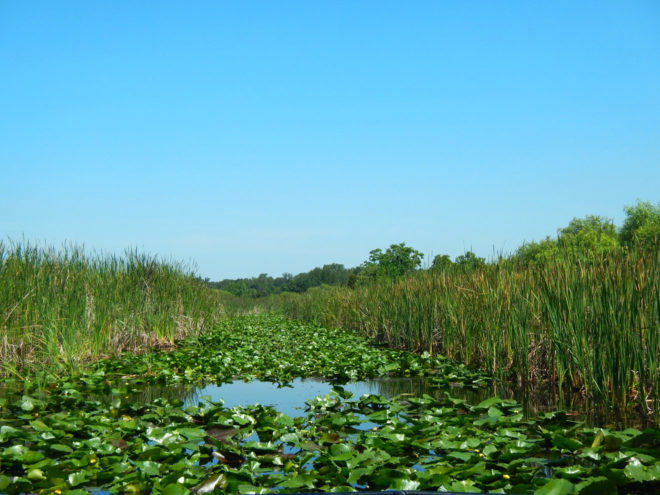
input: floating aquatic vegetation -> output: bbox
[88,315,490,389]
[0,388,658,494]
[0,315,657,494]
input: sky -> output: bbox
[1,1,659,280]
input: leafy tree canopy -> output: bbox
[209,264,357,297]
[515,214,619,265]
[362,242,424,278]
[431,254,453,271]
[514,237,559,265]
[620,200,660,247]
[454,250,486,270]
[557,215,618,253]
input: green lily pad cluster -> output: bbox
[0,315,658,494]
[0,389,658,494]
[89,315,490,389]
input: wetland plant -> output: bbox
[267,247,660,413]
[0,316,657,494]
[0,241,223,377]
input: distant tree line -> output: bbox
[205,263,361,297]
[206,200,659,297]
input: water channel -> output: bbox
[124,376,656,429]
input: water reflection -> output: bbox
[125,381,198,404]
[126,377,653,428]
[363,377,655,428]
[3,375,650,428]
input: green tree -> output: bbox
[514,237,559,265]
[431,254,453,271]
[619,200,660,248]
[557,215,618,254]
[454,251,486,270]
[362,242,423,278]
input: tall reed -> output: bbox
[266,248,659,411]
[0,241,224,376]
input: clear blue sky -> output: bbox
[2,1,659,280]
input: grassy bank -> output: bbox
[263,247,660,411]
[0,241,223,377]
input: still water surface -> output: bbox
[130,376,654,428]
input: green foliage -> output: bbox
[558,215,619,254]
[514,214,619,266]
[0,315,657,494]
[286,263,357,292]
[620,200,660,247]
[514,201,660,267]
[269,247,660,411]
[431,254,453,271]
[514,237,560,265]
[210,263,357,297]
[361,242,423,278]
[0,241,223,376]
[454,250,486,270]
[216,243,426,295]
[98,314,488,386]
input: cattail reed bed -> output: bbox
[0,241,224,376]
[267,248,659,413]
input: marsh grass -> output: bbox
[266,248,659,411]
[0,241,223,376]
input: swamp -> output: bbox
[4,1,660,492]
[0,315,658,494]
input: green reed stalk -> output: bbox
[0,241,225,376]
[264,247,659,411]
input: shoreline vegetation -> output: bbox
[265,246,659,413]
[0,242,223,378]
[0,200,658,414]
[0,203,658,493]
[0,315,657,494]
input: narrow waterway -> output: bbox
[122,376,656,429]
